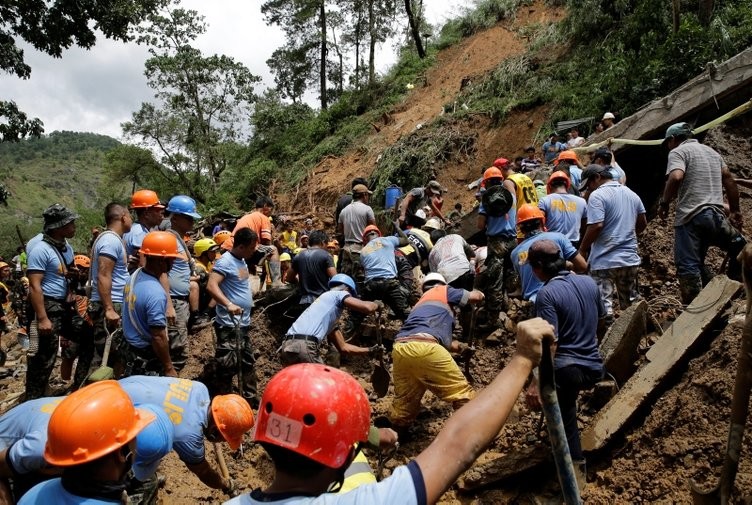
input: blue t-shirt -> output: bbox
[535,271,605,371]
[167,234,191,297]
[286,290,350,342]
[20,478,121,504]
[212,251,252,327]
[538,194,587,242]
[25,233,44,255]
[224,460,426,505]
[26,240,74,299]
[0,397,63,475]
[395,286,468,348]
[586,181,646,270]
[478,201,517,239]
[123,270,168,348]
[90,231,128,304]
[120,376,211,465]
[569,167,582,190]
[511,231,577,302]
[361,236,400,281]
[123,222,150,258]
[542,141,566,163]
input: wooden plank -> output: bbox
[599,300,647,385]
[457,445,550,492]
[586,47,752,151]
[582,276,741,452]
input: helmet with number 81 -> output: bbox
[254,364,370,469]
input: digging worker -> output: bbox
[225,318,553,505]
[278,274,382,366]
[538,171,587,248]
[285,230,337,312]
[512,204,587,303]
[120,231,180,378]
[659,122,746,303]
[164,195,202,372]
[25,204,81,400]
[334,177,369,232]
[525,240,605,488]
[388,273,485,436]
[578,164,646,322]
[123,189,165,273]
[337,183,376,284]
[496,157,538,209]
[360,225,411,320]
[18,381,156,504]
[206,228,260,408]
[224,196,283,287]
[477,167,517,330]
[120,376,254,495]
[399,180,451,229]
[79,203,132,384]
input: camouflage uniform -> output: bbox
[213,323,258,408]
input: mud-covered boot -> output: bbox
[678,275,702,305]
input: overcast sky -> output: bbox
[0,0,464,139]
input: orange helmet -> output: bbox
[554,150,579,166]
[362,224,381,242]
[211,395,255,451]
[517,203,546,226]
[546,170,571,194]
[483,167,503,181]
[44,381,155,466]
[140,231,181,258]
[74,254,91,269]
[254,364,370,469]
[130,189,164,209]
[213,230,232,246]
[493,157,510,169]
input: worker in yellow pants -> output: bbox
[388,273,485,430]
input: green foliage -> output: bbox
[0,132,128,258]
[436,0,530,49]
[0,101,44,142]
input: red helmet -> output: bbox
[254,364,370,468]
[362,224,381,243]
[493,157,509,169]
[517,203,546,226]
[546,170,571,194]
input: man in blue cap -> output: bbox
[659,122,746,303]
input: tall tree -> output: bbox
[404,0,426,58]
[1,0,169,141]
[262,0,329,109]
[121,8,259,202]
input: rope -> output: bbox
[572,98,752,154]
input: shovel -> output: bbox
[86,321,117,383]
[539,341,582,505]
[371,311,391,398]
[691,244,752,505]
[463,306,479,383]
[232,316,244,398]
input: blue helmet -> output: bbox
[133,403,175,481]
[166,195,201,220]
[328,273,357,295]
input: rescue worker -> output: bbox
[335,178,369,233]
[25,204,81,400]
[495,156,538,210]
[399,180,451,229]
[213,230,232,249]
[285,230,336,311]
[80,203,132,384]
[277,218,298,255]
[337,184,376,283]
[279,253,292,281]
[191,238,219,327]
[476,167,517,330]
[206,228,260,408]
[395,228,433,305]
[60,255,93,383]
[360,225,410,320]
[388,273,485,434]
[123,190,165,273]
[553,150,583,192]
[224,196,283,286]
[525,240,605,490]
[120,376,253,494]
[538,171,587,248]
[18,381,155,504]
[511,204,587,302]
[164,195,202,371]
[225,317,552,505]
[120,231,180,378]
[278,274,381,366]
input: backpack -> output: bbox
[482,185,514,217]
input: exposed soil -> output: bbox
[2,2,752,504]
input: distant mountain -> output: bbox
[0,131,128,258]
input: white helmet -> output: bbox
[423,217,443,231]
[602,112,615,120]
[422,272,447,290]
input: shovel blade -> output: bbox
[86,366,114,384]
[371,363,391,398]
